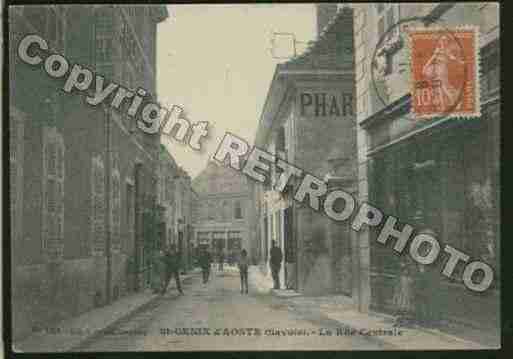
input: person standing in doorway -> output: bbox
[270,241,283,290]
[162,244,184,295]
[392,259,415,327]
[412,210,441,328]
[199,247,212,284]
[238,249,249,294]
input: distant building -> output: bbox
[175,167,195,271]
[9,5,168,340]
[157,144,197,272]
[156,144,179,249]
[192,162,253,262]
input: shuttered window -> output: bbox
[111,152,121,253]
[95,6,115,80]
[91,156,105,255]
[42,127,65,261]
[10,113,24,242]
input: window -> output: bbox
[42,127,65,261]
[10,118,17,239]
[376,4,398,40]
[228,231,242,251]
[95,7,114,78]
[125,182,134,254]
[91,155,105,255]
[269,214,274,243]
[222,200,229,221]
[207,201,215,220]
[481,42,500,97]
[10,113,24,242]
[276,127,286,153]
[200,203,207,220]
[234,200,243,219]
[47,8,57,46]
[166,175,174,202]
[111,153,121,252]
[213,232,225,251]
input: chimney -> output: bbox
[316,3,338,38]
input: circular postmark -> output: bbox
[370,16,475,121]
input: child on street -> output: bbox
[238,249,249,294]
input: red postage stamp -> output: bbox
[408,26,480,119]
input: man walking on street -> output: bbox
[199,247,212,284]
[270,241,283,290]
[162,244,184,295]
[218,249,225,272]
[238,249,249,294]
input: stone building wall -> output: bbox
[10,5,166,339]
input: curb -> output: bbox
[275,296,484,349]
[366,311,486,348]
[69,293,161,351]
[70,272,198,351]
[71,273,196,352]
[282,300,398,349]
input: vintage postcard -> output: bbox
[6,2,501,354]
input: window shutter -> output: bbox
[91,156,106,255]
[10,116,17,239]
[111,170,121,252]
[43,127,65,261]
[57,140,65,257]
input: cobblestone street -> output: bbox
[77,267,385,351]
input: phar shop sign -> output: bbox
[299,90,353,118]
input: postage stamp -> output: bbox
[408,26,480,119]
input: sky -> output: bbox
[156,4,316,178]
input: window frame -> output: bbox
[91,155,106,256]
[376,4,399,41]
[42,126,65,261]
[234,199,243,220]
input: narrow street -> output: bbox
[77,267,384,351]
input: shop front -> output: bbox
[364,93,500,330]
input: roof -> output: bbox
[192,161,249,196]
[278,6,354,72]
[255,7,355,147]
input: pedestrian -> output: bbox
[414,246,441,327]
[238,249,249,294]
[151,249,167,294]
[412,212,441,328]
[198,247,212,284]
[162,244,184,295]
[270,241,283,290]
[228,250,235,266]
[392,260,415,327]
[218,249,225,272]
